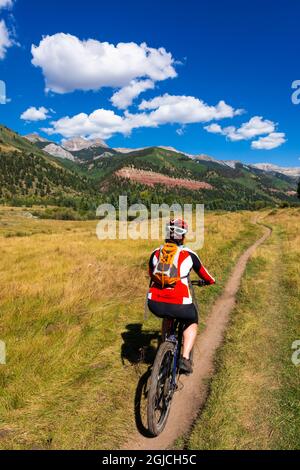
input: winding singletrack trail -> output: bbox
[124,221,272,450]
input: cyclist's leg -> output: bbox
[176,304,198,364]
[182,322,198,359]
[182,304,198,360]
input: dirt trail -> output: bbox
[124,222,272,450]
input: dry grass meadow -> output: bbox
[0,206,298,449]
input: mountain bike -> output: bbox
[147,279,205,436]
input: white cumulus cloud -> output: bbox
[204,123,223,134]
[205,116,286,150]
[31,33,177,104]
[205,116,276,141]
[42,108,156,140]
[0,19,12,59]
[251,132,286,150]
[139,94,243,124]
[20,106,50,121]
[43,93,241,141]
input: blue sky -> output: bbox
[0,0,299,166]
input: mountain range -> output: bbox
[0,124,299,213]
[24,132,300,179]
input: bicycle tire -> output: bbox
[147,341,176,436]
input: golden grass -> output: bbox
[0,144,21,153]
[0,206,262,449]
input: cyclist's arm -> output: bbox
[148,253,155,276]
[148,248,160,276]
[189,251,215,285]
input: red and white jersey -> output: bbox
[148,244,215,305]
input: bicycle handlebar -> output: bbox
[191,279,210,287]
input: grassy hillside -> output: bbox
[0,151,97,201]
[187,209,300,450]
[0,207,262,449]
[0,124,299,211]
[70,146,117,161]
[82,148,299,210]
[0,125,50,158]
[0,126,100,209]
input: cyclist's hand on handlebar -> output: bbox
[191,279,210,287]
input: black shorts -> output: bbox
[148,300,198,327]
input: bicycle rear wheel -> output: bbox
[147,341,176,436]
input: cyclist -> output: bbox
[147,218,215,374]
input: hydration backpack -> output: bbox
[151,243,182,288]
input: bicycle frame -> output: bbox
[166,320,184,387]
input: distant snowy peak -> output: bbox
[87,138,109,149]
[25,133,50,143]
[113,147,147,153]
[157,146,183,154]
[191,153,225,164]
[223,160,241,169]
[251,163,300,178]
[114,146,185,154]
[62,137,109,152]
[43,143,75,161]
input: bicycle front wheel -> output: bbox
[147,341,176,436]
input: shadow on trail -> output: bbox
[121,323,160,437]
[121,323,159,365]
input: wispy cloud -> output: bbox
[0,0,14,10]
[0,19,12,59]
[0,0,16,60]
